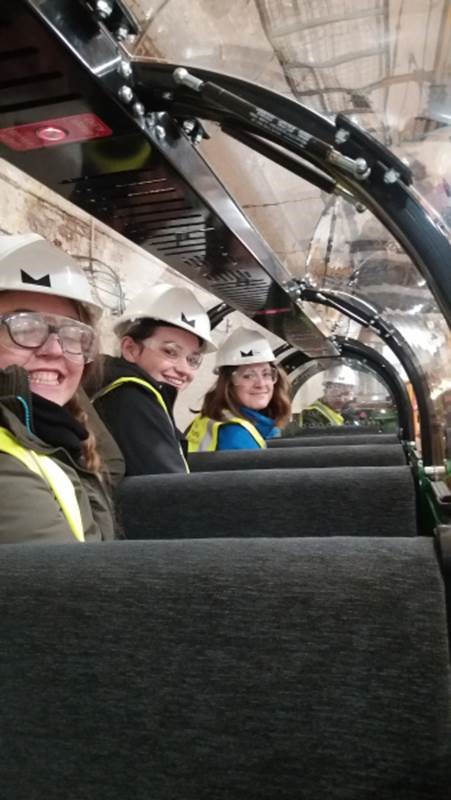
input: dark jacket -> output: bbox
[0,367,117,545]
[91,356,187,476]
[77,387,125,489]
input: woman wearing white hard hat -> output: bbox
[91,284,216,474]
[0,232,118,544]
[301,365,357,427]
[186,327,291,452]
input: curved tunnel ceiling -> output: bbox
[124,0,451,391]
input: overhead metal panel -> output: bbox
[0,0,336,357]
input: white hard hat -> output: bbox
[0,233,102,319]
[215,326,275,370]
[326,365,357,387]
[114,283,216,352]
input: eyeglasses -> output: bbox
[142,338,203,370]
[232,366,278,385]
[0,312,97,363]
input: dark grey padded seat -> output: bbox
[117,465,417,540]
[189,443,406,471]
[269,433,399,447]
[285,425,390,436]
[1,538,450,800]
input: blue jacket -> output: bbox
[217,407,280,451]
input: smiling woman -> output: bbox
[0,296,93,405]
[0,233,118,544]
[90,283,216,475]
[186,327,292,452]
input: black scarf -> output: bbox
[31,393,88,462]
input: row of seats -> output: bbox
[2,536,450,799]
[269,432,399,447]
[5,427,449,798]
[283,425,394,437]
[117,465,417,540]
[120,430,412,540]
[188,443,406,471]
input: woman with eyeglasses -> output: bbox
[186,327,291,452]
[91,284,216,475]
[0,233,118,544]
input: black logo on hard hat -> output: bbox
[181,312,196,328]
[21,270,51,287]
[240,349,254,357]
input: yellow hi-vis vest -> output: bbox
[186,414,266,452]
[94,376,190,473]
[302,400,344,426]
[0,426,85,542]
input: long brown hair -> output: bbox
[200,364,292,428]
[66,388,102,473]
[74,303,103,474]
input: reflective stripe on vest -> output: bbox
[186,414,266,452]
[303,400,344,426]
[0,427,84,542]
[95,376,190,473]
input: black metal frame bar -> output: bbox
[297,285,434,461]
[208,303,232,329]
[335,338,414,441]
[133,61,451,328]
[277,338,414,441]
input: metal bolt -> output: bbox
[335,128,350,145]
[119,60,133,79]
[384,168,400,184]
[162,91,173,101]
[96,0,113,18]
[183,120,196,134]
[424,465,446,477]
[133,101,145,117]
[355,157,369,175]
[116,25,130,41]
[284,279,303,298]
[118,85,133,103]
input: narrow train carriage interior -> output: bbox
[0,1,451,797]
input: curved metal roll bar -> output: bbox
[277,338,415,443]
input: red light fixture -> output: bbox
[0,113,112,151]
[35,126,69,143]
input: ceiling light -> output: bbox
[35,126,68,143]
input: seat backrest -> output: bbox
[188,443,406,472]
[269,433,399,447]
[1,538,449,799]
[117,465,417,540]
[284,425,389,436]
